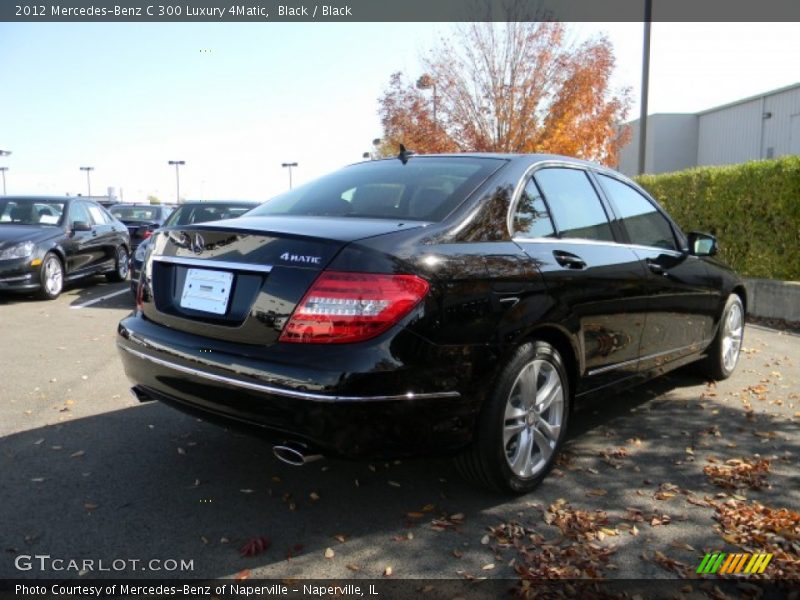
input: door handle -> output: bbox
[553,250,586,270]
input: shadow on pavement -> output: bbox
[1,368,797,580]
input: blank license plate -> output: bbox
[180,268,233,315]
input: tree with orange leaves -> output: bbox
[377,22,632,166]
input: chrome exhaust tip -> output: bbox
[272,442,323,466]
[130,386,154,403]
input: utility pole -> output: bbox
[0,167,7,195]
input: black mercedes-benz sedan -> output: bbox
[0,196,131,300]
[117,154,745,493]
[109,203,174,251]
[129,200,260,295]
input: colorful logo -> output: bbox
[696,552,772,575]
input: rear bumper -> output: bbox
[117,314,497,458]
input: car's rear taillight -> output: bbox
[141,230,153,240]
[279,271,429,344]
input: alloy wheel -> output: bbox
[503,359,565,478]
[117,247,129,279]
[44,256,63,296]
[721,301,743,372]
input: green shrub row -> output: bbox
[635,156,800,281]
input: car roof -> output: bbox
[0,195,76,201]
[356,152,610,172]
[176,200,260,206]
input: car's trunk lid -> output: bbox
[139,216,423,346]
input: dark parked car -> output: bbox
[117,154,746,493]
[108,204,173,251]
[0,196,130,299]
[129,201,259,294]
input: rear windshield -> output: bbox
[165,203,256,227]
[110,206,163,221]
[250,157,504,222]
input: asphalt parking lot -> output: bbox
[1,280,798,582]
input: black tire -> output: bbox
[36,252,64,300]
[106,246,129,282]
[455,340,571,494]
[698,294,744,380]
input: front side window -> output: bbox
[250,157,504,222]
[598,175,677,251]
[512,178,555,238]
[534,168,614,242]
[69,201,91,225]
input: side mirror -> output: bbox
[688,231,717,256]
[72,220,92,232]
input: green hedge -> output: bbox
[635,156,800,281]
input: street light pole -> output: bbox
[637,0,653,175]
[281,162,298,190]
[79,166,94,199]
[168,160,186,204]
[1,150,12,196]
[416,75,438,135]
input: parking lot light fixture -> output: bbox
[168,160,186,204]
[0,167,7,195]
[0,149,11,157]
[281,162,298,190]
[79,166,94,199]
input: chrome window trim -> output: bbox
[118,344,461,403]
[152,255,273,274]
[507,160,619,242]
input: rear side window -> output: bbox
[250,157,504,222]
[598,175,677,251]
[86,204,110,225]
[534,168,614,242]
[512,179,555,238]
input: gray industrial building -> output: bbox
[617,82,800,176]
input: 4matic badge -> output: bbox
[279,252,321,265]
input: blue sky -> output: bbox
[1,22,799,201]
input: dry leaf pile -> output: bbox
[712,499,800,578]
[703,458,771,491]
[507,499,616,580]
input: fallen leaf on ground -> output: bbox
[239,537,270,558]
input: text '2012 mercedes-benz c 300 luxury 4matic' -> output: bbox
[117,153,746,493]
